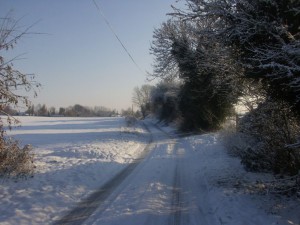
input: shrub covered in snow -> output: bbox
[230,100,300,175]
[0,135,35,178]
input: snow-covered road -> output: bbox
[82,121,281,225]
[1,117,299,225]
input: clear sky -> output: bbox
[0,0,181,111]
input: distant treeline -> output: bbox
[2,104,119,117]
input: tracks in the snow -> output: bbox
[53,122,153,225]
[170,165,183,225]
[53,162,140,225]
[152,123,184,225]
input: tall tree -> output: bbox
[150,19,241,130]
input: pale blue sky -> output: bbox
[0,0,181,111]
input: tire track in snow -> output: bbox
[53,122,153,225]
[170,164,182,225]
[152,123,184,225]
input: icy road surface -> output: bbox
[1,117,299,225]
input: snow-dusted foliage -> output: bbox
[236,99,300,175]
[150,20,183,80]
[227,0,300,112]
[173,0,300,113]
[0,140,34,178]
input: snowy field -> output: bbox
[1,117,149,224]
[0,116,299,225]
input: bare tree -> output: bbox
[0,13,41,125]
[132,84,153,118]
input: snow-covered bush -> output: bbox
[221,124,255,156]
[235,100,300,175]
[0,134,35,178]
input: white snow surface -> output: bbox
[0,116,299,225]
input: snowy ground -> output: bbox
[1,117,149,224]
[0,117,299,225]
